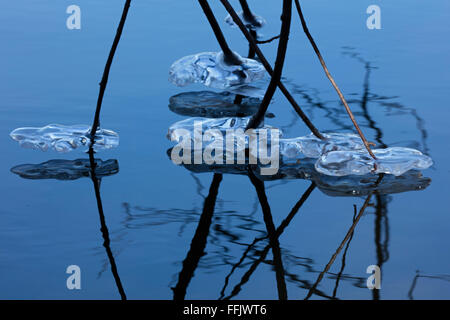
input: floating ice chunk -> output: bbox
[280,132,365,159]
[9,124,119,152]
[167,117,278,142]
[167,117,281,165]
[11,159,119,180]
[315,147,433,177]
[168,51,265,90]
[169,91,261,118]
[225,11,266,30]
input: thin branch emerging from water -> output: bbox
[90,0,132,140]
[246,0,292,130]
[294,0,376,158]
[198,0,241,65]
[220,0,324,139]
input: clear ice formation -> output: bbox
[315,147,433,177]
[259,159,431,196]
[225,11,266,30]
[9,124,119,152]
[11,159,119,180]
[167,116,278,142]
[169,91,261,118]
[166,118,432,178]
[167,117,280,159]
[280,133,366,159]
[168,51,265,90]
[167,148,431,197]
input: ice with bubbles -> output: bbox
[9,124,119,152]
[167,116,281,158]
[280,132,365,159]
[224,11,266,30]
[168,51,265,90]
[167,117,276,140]
[315,147,433,176]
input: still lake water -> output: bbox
[0,0,449,299]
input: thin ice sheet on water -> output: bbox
[225,11,266,30]
[280,132,365,159]
[10,124,119,152]
[315,147,433,177]
[169,91,261,118]
[168,51,265,90]
[11,159,119,180]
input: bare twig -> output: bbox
[198,0,242,65]
[256,35,281,44]
[220,0,324,139]
[294,0,376,159]
[246,0,292,130]
[90,0,132,140]
[239,0,254,21]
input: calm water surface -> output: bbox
[0,0,449,299]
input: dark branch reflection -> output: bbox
[157,48,433,300]
[172,173,223,301]
[11,152,127,300]
[247,167,287,300]
[87,148,127,300]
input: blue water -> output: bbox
[0,0,449,299]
